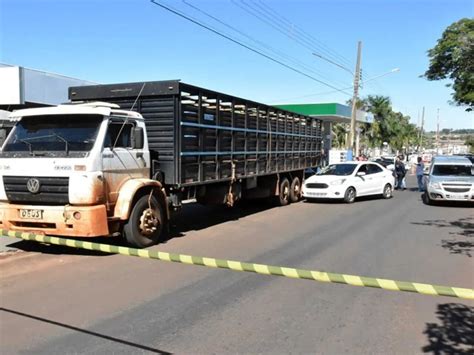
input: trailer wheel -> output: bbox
[124,195,164,248]
[278,178,290,206]
[289,177,301,203]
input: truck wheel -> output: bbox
[344,187,356,203]
[278,178,290,206]
[289,177,301,203]
[124,195,164,248]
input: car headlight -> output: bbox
[330,179,346,185]
[429,182,441,189]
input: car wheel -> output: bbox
[344,187,356,203]
[423,192,433,205]
[382,184,392,199]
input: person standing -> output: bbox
[394,156,406,190]
[416,156,425,192]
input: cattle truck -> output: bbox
[0,80,322,247]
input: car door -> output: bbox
[353,163,370,196]
[366,163,385,194]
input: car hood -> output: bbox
[305,174,349,184]
[429,175,474,184]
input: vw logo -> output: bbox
[26,178,41,194]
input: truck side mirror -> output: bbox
[132,127,144,149]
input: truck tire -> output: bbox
[124,195,164,248]
[278,178,290,206]
[289,177,301,203]
[344,187,356,203]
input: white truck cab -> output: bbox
[0,102,168,247]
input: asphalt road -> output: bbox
[1,178,473,354]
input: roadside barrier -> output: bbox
[1,229,473,300]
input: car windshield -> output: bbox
[2,114,103,157]
[317,164,357,176]
[432,164,473,176]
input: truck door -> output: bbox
[102,118,148,207]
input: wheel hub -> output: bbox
[139,208,159,236]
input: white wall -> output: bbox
[0,66,22,105]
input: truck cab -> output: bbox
[0,113,15,146]
[0,102,168,247]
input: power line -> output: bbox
[236,0,354,73]
[267,85,355,104]
[254,0,354,68]
[150,0,352,95]
[181,0,343,85]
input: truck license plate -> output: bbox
[19,209,44,220]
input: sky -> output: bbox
[0,0,473,131]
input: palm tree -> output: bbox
[332,123,347,148]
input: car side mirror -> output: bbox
[132,127,144,149]
[356,172,366,177]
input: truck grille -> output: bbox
[306,183,328,189]
[3,176,69,205]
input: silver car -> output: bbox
[424,156,474,204]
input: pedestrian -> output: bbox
[394,156,406,190]
[416,156,425,192]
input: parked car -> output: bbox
[302,162,395,203]
[424,156,474,205]
[372,156,395,169]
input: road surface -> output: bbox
[1,181,473,354]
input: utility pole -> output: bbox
[420,106,425,150]
[348,41,362,158]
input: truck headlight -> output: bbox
[330,179,346,186]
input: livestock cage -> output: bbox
[69,80,323,187]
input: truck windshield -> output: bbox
[2,114,103,157]
[317,164,357,176]
[432,164,473,176]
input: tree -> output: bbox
[332,123,347,148]
[466,135,474,153]
[424,18,474,110]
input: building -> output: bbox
[275,102,372,162]
[0,64,96,111]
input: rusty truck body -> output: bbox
[0,80,322,247]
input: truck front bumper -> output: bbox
[0,203,109,237]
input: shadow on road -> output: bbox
[303,194,385,204]
[0,307,172,354]
[3,199,279,256]
[422,303,474,354]
[412,217,474,257]
[3,236,122,257]
[165,198,278,241]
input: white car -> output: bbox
[302,162,395,203]
[424,156,474,205]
